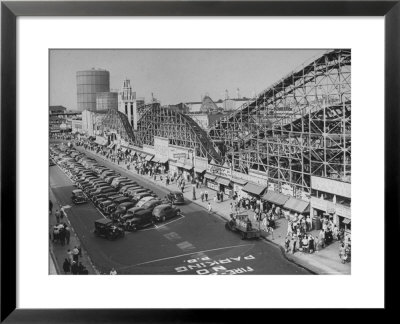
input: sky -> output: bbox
[50,49,327,109]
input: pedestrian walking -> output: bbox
[200,191,204,202]
[220,191,224,202]
[59,228,66,246]
[213,195,217,204]
[55,209,61,223]
[67,249,73,264]
[65,226,70,245]
[204,190,209,201]
[192,183,196,200]
[216,191,220,201]
[207,202,212,214]
[63,258,71,274]
[60,206,66,220]
[71,261,79,275]
[72,246,79,262]
[49,200,53,216]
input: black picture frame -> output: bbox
[1,0,398,321]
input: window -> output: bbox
[336,195,351,207]
[130,103,134,116]
[324,192,334,202]
[125,103,128,115]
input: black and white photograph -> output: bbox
[49,49,351,276]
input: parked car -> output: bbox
[104,197,132,215]
[121,210,154,231]
[111,201,138,220]
[165,191,185,205]
[133,192,157,202]
[152,204,181,222]
[93,218,124,240]
[123,186,143,196]
[135,195,156,207]
[71,189,88,204]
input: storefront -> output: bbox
[215,177,233,197]
[241,182,267,199]
[262,190,290,208]
[194,156,208,183]
[152,156,169,173]
[283,196,310,220]
[231,178,248,198]
[170,161,193,181]
[204,172,218,191]
[310,176,351,228]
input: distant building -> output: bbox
[96,92,118,110]
[222,98,249,111]
[76,69,110,111]
[186,101,203,113]
[118,79,145,130]
[163,103,189,114]
[81,109,107,136]
[49,105,67,115]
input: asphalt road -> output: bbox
[50,148,310,275]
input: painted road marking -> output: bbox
[176,241,196,251]
[119,243,254,270]
[163,232,182,241]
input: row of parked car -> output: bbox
[50,145,184,240]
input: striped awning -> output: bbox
[242,182,267,196]
[204,173,217,181]
[231,178,248,186]
[158,156,168,164]
[283,197,310,214]
[215,177,231,187]
[263,190,290,206]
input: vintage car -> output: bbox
[152,204,181,222]
[110,201,137,220]
[71,189,88,204]
[165,191,185,205]
[121,210,154,231]
[93,218,124,240]
[225,214,261,240]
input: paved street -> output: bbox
[50,152,310,275]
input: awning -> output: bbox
[283,197,310,214]
[242,182,267,196]
[152,157,159,163]
[231,178,248,186]
[194,168,206,173]
[204,173,217,181]
[157,156,168,164]
[263,190,290,206]
[121,147,127,153]
[343,218,351,225]
[145,155,154,161]
[182,164,193,170]
[95,137,107,146]
[215,177,231,187]
[139,153,147,158]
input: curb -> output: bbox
[49,246,61,274]
[50,177,99,275]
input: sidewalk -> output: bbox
[49,188,98,275]
[79,146,350,275]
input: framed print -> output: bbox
[1,0,398,321]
